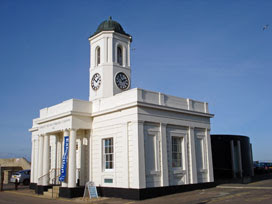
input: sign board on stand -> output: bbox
[83,181,98,199]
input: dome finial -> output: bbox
[109,16,112,20]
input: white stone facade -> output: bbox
[29,19,214,192]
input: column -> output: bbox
[68,129,77,188]
[62,130,69,187]
[56,135,62,184]
[189,127,197,183]
[37,135,44,185]
[51,134,57,184]
[30,138,35,184]
[42,134,50,186]
[34,139,39,183]
[160,123,169,186]
[80,136,85,186]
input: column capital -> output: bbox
[160,123,167,127]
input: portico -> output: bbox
[29,99,92,194]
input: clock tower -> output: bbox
[88,17,132,101]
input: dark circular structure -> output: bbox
[211,134,254,181]
[90,16,131,40]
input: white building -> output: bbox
[29,17,214,199]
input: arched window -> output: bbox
[96,46,100,66]
[117,46,123,66]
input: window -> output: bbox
[96,46,100,65]
[103,138,114,170]
[117,46,122,65]
[172,137,182,168]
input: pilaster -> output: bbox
[160,123,169,186]
[137,121,146,188]
[189,127,197,183]
[205,129,214,182]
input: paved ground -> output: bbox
[1,178,272,204]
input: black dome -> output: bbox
[90,17,131,40]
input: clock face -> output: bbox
[91,73,101,90]
[115,72,129,90]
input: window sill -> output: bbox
[103,169,115,173]
[147,170,160,176]
[198,169,207,173]
[173,169,186,175]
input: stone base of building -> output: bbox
[58,182,215,200]
[35,185,52,195]
[59,186,85,198]
[98,182,216,200]
[29,183,37,189]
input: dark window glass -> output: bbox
[97,47,100,65]
[117,46,122,65]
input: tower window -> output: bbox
[96,46,100,66]
[117,46,122,66]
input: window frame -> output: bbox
[102,137,114,172]
[117,45,123,66]
[96,46,101,66]
[170,132,187,172]
[172,136,183,168]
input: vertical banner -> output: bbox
[59,136,69,182]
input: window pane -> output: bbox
[117,46,122,65]
[172,137,182,168]
[97,47,100,65]
[103,138,114,170]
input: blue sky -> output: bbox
[0,0,271,161]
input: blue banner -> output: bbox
[59,136,69,182]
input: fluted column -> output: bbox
[30,138,35,183]
[34,139,39,183]
[50,134,57,184]
[56,135,62,185]
[68,129,77,188]
[42,134,50,186]
[37,135,44,185]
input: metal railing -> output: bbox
[38,168,61,185]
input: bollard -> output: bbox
[15,179,18,190]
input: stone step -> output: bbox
[53,186,60,190]
[43,191,59,198]
[52,186,60,193]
